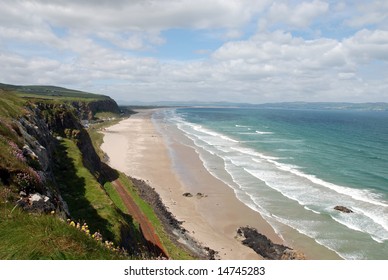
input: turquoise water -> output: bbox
[158,107,388,259]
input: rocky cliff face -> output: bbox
[71,98,120,120]
[0,98,120,217]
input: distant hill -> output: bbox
[119,100,388,111]
[252,102,388,111]
[0,83,109,101]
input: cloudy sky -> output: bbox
[1,0,388,103]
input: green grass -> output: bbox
[14,85,109,101]
[0,91,26,119]
[0,206,126,259]
[94,111,120,120]
[53,139,132,244]
[0,83,110,104]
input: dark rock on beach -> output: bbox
[236,226,306,260]
[196,192,207,199]
[182,192,193,197]
[334,206,353,213]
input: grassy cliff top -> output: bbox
[0,83,110,102]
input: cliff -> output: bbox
[0,84,199,260]
[0,90,121,216]
[71,99,121,120]
[0,86,153,259]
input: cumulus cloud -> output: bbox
[343,29,388,61]
[0,0,387,103]
[268,0,329,29]
[0,0,266,32]
[345,0,388,28]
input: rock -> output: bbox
[334,206,353,213]
[17,193,55,214]
[281,248,306,260]
[236,226,306,260]
[22,144,38,160]
[30,193,43,202]
[182,192,193,197]
[19,191,27,197]
[196,192,207,199]
[29,193,50,203]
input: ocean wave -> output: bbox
[256,130,274,135]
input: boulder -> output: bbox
[236,226,306,260]
[196,192,207,199]
[17,193,55,214]
[29,193,43,202]
[22,145,38,160]
[182,192,193,197]
[334,206,353,213]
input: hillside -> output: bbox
[0,83,195,260]
[0,83,109,101]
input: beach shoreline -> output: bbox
[101,109,324,259]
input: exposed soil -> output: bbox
[112,179,168,258]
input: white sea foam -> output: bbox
[304,206,321,214]
[230,143,388,208]
[256,130,274,135]
[237,132,259,135]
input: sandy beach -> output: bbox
[101,109,291,259]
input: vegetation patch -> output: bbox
[0,206,127,260]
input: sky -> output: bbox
[1,0,388,104]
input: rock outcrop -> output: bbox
[334,206,353,213]
[236,226,306,260]
[71,98,120,120]
[1,97,120,217]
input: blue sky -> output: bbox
[1,0,388,103]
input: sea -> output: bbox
[153,107,388,260]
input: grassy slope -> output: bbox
[14,84,109,101]
[0,207,126,260]
[0,90,126,259]
[53,139,131,244]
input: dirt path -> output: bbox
[112,179,168,258]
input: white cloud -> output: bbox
[268,0,329,28]
[346,0,388,28]
[0,1,388,103]
[0,0,266,32]
[343,29,388,62]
